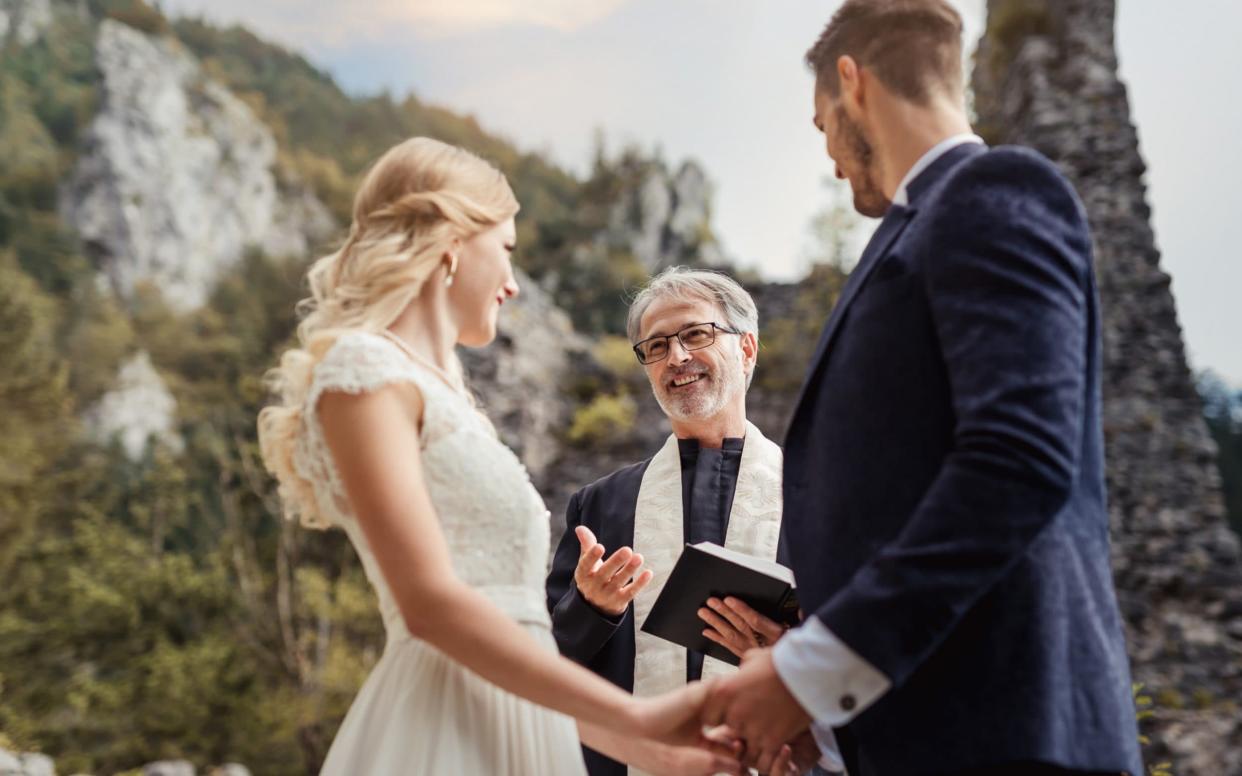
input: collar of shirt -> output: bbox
[676,437,745,457]
[891,133,985,207]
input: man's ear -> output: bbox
[837,54,866,115]
[741,331,759,370]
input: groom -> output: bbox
[547,267,789,776]
[703,2,1143,775]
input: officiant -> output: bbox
[546,267,786,776]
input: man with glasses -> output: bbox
[546,266,811,775]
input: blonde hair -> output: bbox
[258,137,519,528]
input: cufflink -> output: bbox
[840,694,857,712]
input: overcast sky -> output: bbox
[162,0,1242,385]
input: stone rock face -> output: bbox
[973,0,1242,770]
[16,755,51,776]
[60,20,334,312]
[84,350,182,460]
[0,0,52,45]
[604,160,725,272]
[143,762,194,776]
[0,749,54,776]
[745,279,804,438]
[462,268,589,487]
[0,750,255,776]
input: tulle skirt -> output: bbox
[319,623,588,775]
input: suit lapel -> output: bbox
[786,205,915,429]
[784,142,990,442]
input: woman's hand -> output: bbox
[643,736,744,776]
[580,717,743,776]
[698,597,788,659]
[629,679,713,746]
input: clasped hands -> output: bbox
[630,606,819,776]
[574,529,818,775]
[697,597,818,775]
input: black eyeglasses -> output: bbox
[632,322,742,365]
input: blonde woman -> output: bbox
[258,138,741,775]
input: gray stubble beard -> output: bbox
[653,365,744,425]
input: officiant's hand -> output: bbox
[574,525,654,617]
[698,596,787,659]
[701,649,812,758]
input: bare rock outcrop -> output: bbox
[60,20,334,313]
[973,0,1242,770]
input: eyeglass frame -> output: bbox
[631,321,744,365]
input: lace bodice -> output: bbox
[293,331,553,640]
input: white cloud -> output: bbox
[163,0,628,48]
[396,0,629,34]
[158,0,1242,381]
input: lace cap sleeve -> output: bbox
[310,332,415,397]
[306,331,456,446]
[293,331,466,530]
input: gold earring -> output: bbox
[445,254,458,287]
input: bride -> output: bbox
[257,137,741,775]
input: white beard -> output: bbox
[654,366,743,423]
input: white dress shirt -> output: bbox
[771,132,985,770]
[891,133,985,206]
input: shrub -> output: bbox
[567,393,637,446]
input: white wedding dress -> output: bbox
[295,331,587,775]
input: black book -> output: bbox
[640,541,799,667]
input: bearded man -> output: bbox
[547,266,797,776]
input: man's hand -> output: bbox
[701,648,812,757]
[698,596,788,659]
[573,525,653,617]
[785,730,821,775]
[744,729,821,776]
[581,716,742,775]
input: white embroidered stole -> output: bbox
[631,420,784,700]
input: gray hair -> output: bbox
[626,266,760,343]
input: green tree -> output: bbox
[0,255,73,579]
[0,4,752,771]
[754,178,861,393]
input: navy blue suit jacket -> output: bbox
[547,460,650,776]
[780,143,1143,775]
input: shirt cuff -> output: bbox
[550,583,627,661]
[771,615,891,727]
[810,722,845,772]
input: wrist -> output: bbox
[595,601,625,618]
[576,584,624,618]
[616,695,647,738]
[624,738,670,773]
